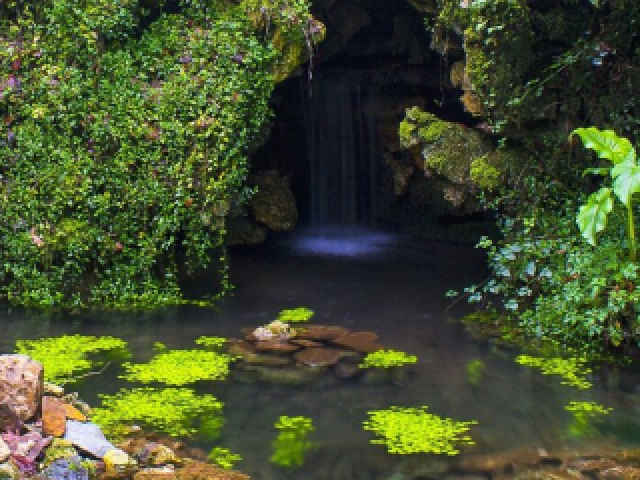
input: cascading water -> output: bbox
[304,71,379,227]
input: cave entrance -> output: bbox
[251,0,481,237]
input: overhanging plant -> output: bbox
[571,127,640,262]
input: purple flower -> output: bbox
[7,76,20,89]
[7,131,15,143]
[232,53,244,64]
[179,54,192,64]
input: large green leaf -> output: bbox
[571,127,636,165]
[612,161,640,207]
[576,187,613,246]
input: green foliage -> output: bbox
[572,127,640,261]
[91,387,223,439]
[359,349,418,369]
[565,401,612,437]
[208,447,242,469]
[275,307,314,323]
[565,401,612,415]
[363,406,477,455]
[0,0,317,309]
[515,354,592,389]
[15,334,128,384]
[466,359,485,386]
[270,416,314,468]
[121,349,236,385]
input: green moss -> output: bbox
[363,406,477,455]
[92,387,223,440]
[270,416,314,468]
[398,119,418,148]
[466,359,486,386]
[515,354,592,389]
[15,335,129,385]
[121,349,236,385]
[276,307,314,323]
[359,349,418,369]
[208,447,242,469]
[470,155,503,189]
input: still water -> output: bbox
[2,228,640,479]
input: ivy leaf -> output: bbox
[576,187,613,246]
[571,127,635,165]
[611,161,640,207]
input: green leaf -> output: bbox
[576,187,613,246]
[611,161,640,207]
[571,127,635,165]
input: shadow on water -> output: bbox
[3,230,640,479]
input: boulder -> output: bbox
[296,326,349,341]
[293,348,351,367]
[0,354,44,422]
[330,332,382,352]
[253,340,300,354]
[249,170,298,231]
[0,404,23,433]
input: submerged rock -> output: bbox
[0,354,44,422]
[294,347,352,367]
[296,326,349,341]
[331,331,382,352]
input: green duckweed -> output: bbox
[92,387,223,439]
[15,335,129,384]
[565,401,612,415]
[359,349,418,369]
[515,354,592,389]
[276,307,314,323]
[363,406,477,455]
[195,336,228,349]
[208,447,242,469]
[270,416,314,468]
[121,349,236,385]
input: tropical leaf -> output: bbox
[571,127,635,165]
[612,162,640,207]
[576,187,613,246]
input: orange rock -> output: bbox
[42,395,67,437]
[64,402,87,422]
[330,332,382,352]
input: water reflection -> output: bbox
[279,226,399,257]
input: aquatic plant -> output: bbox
[15,335,129,384]
[276,307,314,323]
[194,336,228,349]
[565,401,612,415]
[208,447,242,469]
[515,355,592,389]
[359,349,418,369]
[466,359,486,386]
[363,406,477,455]
[270,416,314,468]
[91,387,223,440]
[565,401,612,437]
[121,349,236,385]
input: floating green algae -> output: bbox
[208,447,242,469]
[15,335,129,384]
[91,387,223,440]
[359,349,418,369]
[363,406,477,455]
[121,349,236,385]
[195,336,228,349]
[276,307,314,323]
[515,354,592,389]
[270,416,314,468]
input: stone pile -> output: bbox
[0,354,248,479]
[229,325,409,386]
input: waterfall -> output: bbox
[304,72,379,227]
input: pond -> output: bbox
[2,227,640,479]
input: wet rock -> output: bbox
[64,403,88,422]
[229,340,291,366]
[0,354,44,421]
[103,447,136,473]
[254,340,300,354]
[507,468,587,479]
[600,466,640,479]
[330,331,382,352]
[173,460,249,479]
[39,456,90,480]
[290,339,324,348]
[0,460,19,479]
[0,439,8,463]
[42,396,68,437]
[333,361,361,380]
[242,365,323,385]
[225,215,267,246]
[249,170,298,231]
[296,325,349,341]
[294,347,352,367]
[44,382,65,397]
[133,465,176,479]
[456,448,543,475]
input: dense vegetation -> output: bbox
[0,0,320,308]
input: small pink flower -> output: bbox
[29,227,44,247]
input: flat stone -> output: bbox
[0,354,44,421]
[42,395,67,437]
[568,458,616,473]
[0,438,9,463]
[0,404,23,432]
[294,348,351,367]
[290,339,324,348]
[254,340,300,353]
[295,326,349,341]
[330,332,382,352]
[173,460,249,480]
[229,340,291,365]
[64,403,88,422]
[64,420,115,458]
[600,466,640,479]
[456,448,543,474]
